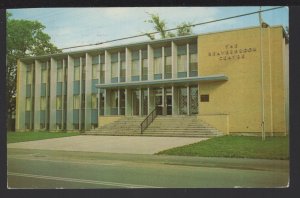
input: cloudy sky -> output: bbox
[8,6,288,52]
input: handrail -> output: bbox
[140,108,157,134]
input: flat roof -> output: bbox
[96,74,228,89]
[20,25,286,62]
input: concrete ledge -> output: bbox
[228,132,288,136]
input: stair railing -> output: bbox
[140,108,157,134]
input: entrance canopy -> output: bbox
[96,74,228,89]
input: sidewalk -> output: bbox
[7,135,207,154]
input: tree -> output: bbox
[145,13,193,40]
[6,12,61,131]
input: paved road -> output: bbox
[7,148,289,188]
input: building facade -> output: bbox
[15,25,289,135]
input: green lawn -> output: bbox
[157,135,289,160]
[7,131,80,143]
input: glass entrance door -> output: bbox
[166,95,172,115]
[165,88,172,115]
[154,89,163,115]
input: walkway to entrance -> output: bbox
[7,135,207,154]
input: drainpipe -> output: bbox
[259,7,265,141]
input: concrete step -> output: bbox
[85,115,223,138]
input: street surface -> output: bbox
[7,148,289,188]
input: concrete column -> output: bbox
[85,53,92,130]
[125,48,132,82]
[67,55,74,130]
[147,88,151,114]
[162,87,166,115]
[162,46,165,80]
[187,43,190,77]
[62,59,65,129]
[49,58,57,131]
[78,57,82,131]
[118,52,121,83]
[148,44,154,81]
[15,60,26,131]
[125,88,132,115]
[118,89,120,115]
[172,41,177,79]
[104,89,111,115]
[105,50,111,84]
[97,55,101,118]
[187,85,190,115]
[197,83,200,115]
[139,88,142,116]
[172,86,178,115]
[148,88,155,112]
[34,60,41,130]
[139,50,142,81]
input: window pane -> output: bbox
[111,62,118,78]
[132,60,139,76]
[190,53,197,63]
[74,67,80,80]
[41,69,48,83]
[177,55,187,72]
[26,98,31,111]
[190,53,198,72]
[81,57,86,66]
[74,58,80,67]
[92,64,98,79]
[154,57,162,74]
[91,94,97,109]
[57,68,63,82]
[26,71,32,84]
[56,96,62,110]
[73,95,80,109]
[40,97,46,110]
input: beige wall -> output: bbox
[198,26,288,134]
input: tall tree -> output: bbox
[6,12,61,131]
[145,13,193,40]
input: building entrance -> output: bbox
[154,88,172,116]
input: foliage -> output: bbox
[157,136,289,160]
[145,13,193,40]
[7,131,80,143]
[6,12,61,127]
[177,22,193,36]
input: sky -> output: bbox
[8,6,288,52]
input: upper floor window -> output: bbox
[56,96,62,110]
[189,44,198,77]
[73,95,80,109]
[26,65,32,85]
[92,55,99,80]
[74,66,80,81]
[141,49,148,80]
[41,96,47,110]
[131,51,140,78]
[41,63,48,83]
[177,45,187,78]
[74,58,80,67]
[111,53,118,80]
[100,54,105,83]
[57,60,63,82]
[26,98,31,111]
[120,52,126,82]
[154,48,162,79]
[164,47,172,79]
